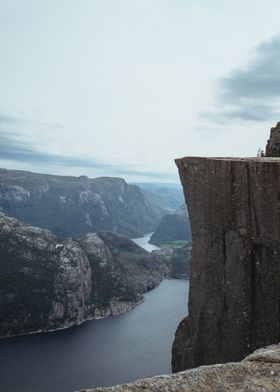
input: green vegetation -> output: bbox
[159,240,189,249]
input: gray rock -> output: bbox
[172,156,280,372]
[0,169,163,238]
[265,121,280,156]
[79,344,280,392]
[152,244,191,279]
[0,213,166,337]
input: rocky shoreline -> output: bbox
[0,213,164,338]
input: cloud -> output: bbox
[0,114,20,125]
[202,35,280,123]
[0,131,172,180]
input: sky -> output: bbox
[1,0,280,182]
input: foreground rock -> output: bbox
[80,344,280,392]
[149,206,191,246]
[172,157,280,372]
[0,168,162,238]
[0,213,164,338]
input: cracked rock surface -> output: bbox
[172,157,280,371]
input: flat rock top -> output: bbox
[80,345,280,392]
[176,156,280,163]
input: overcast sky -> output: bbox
[1,0,280,182]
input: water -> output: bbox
[132,232,160,252]
[0,234,189,392]
[0,280,189,392]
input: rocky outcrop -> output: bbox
[149,206,191,246]
[0,213,164,338]
[0,169,162,238]
[80,344,280,392]
[265,121,280,156]
[152,244,191,279]
[0,212,92,337]
[172,157,280,372]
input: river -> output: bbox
[0,234,189,392]
[131,232,160,252]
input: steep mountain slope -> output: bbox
[0,169,162,238]
[135,183,184,214]
[0,213,164,338]
[149,205,191,246]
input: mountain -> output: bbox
[134,182,185,214]
[152,244,191,279]
[149,205,191,246]
[0,213,165,338]
[173,156,280,372]
[0,168,162,239]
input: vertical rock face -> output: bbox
[0,213,166,337]
[266,121,280,156]
[172,157,280,372]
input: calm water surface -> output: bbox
[0,234,189,392]
[0,280,189,392]
[132,232,160,252]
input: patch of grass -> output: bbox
[160,240,189,249]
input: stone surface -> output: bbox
[0,212,92,336]
[0,169,162,238]
[172,157,280,372]
[266,121,280,156]
[0,213,165,338]
[80,344,280,392]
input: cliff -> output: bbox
[0,213,164,338]
[149,205,191,246]
[80,344,280,392]
[0,169,162,238]
[172,157,280,372]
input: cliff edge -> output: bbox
[172,157,280,371]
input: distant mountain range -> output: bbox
[133,182,184,214]
[0,169,169,239]
[0,169,191,338]
[0,213,190,338]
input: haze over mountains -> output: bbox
[0,167,190,339]
[0,169,182,239]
